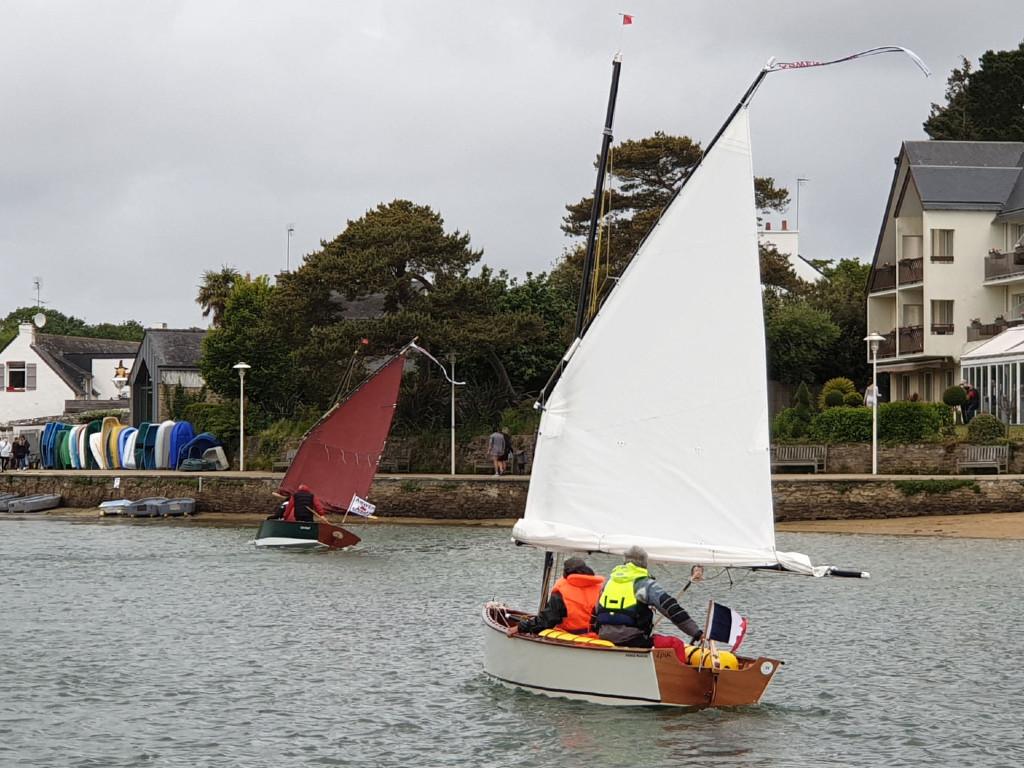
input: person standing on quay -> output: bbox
[0,435,11,472]
[488,428,505,476]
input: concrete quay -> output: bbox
[2,469,1023,522]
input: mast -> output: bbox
[537,54,623,409]
[574,53,623,338]
[536,55,622,611]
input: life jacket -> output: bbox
[292,489,316,522]
[552,573,606,633]
[596,562,653,633]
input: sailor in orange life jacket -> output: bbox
[282,484,327,523]
[508,557,606,637]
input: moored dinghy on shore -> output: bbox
[126,497,169,518]
[158,498,196,517]
[8,493,63,513]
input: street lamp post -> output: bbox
[448,353,456,475]
[233,362,251,471]
[864,333,884,475]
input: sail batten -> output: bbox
[514,107,806,567]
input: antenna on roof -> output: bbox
[32,277,46,308]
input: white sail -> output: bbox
[513,107,814,573]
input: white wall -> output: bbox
[0,325,74,424]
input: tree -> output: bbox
[200,275,297,422]
[764,298,841,386]
[806,259,872,385]
[924,43,1024,141]
[0,307,145,349]
[557,132,790,313]
[760,243,811,297]
[196,266,242,327]
[303,199,482,314]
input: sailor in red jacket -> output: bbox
[511,557,606,635]
[283,484,326,522]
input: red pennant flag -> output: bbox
[622,14,633,25]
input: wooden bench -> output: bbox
[378,446,411,473]
[770,444,827,473]
[272,449,297,472]
[956,444,1008,474]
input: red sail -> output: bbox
[279,352,406,514]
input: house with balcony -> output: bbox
[866,141,1024,408]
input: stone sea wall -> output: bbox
[3,469,1024,521]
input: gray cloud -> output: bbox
[1,1,1019,328]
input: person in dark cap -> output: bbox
[510,556,606,636]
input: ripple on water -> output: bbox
[1,520,1023,767]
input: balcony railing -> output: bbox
[984,249,1024,280]
[868,264,896,292]
[876,325,923,358]
[898,257,923,284]
[868,258,924,293]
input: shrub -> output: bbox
[878,401,945,442]
[823,390,845,408]
[773,382,815,439]
[817,377,857,411]
[808,406,872,443]
[772,407,809,439]
[844,392,864,407]
[942,385,968,408]
[967,412,1006,443]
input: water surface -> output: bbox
[1,517,1021,767]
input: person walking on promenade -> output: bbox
[488,428,505,475]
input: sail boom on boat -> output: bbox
[511,523,821,574]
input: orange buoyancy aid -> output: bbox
[552,573,607,633]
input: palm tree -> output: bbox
[196,266,242,327]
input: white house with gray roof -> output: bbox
[0,323,140,426]
[866,140,1024,406]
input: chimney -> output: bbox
[782,220,788,231]
[150,322,167,330]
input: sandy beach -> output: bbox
[21,507,1024,540]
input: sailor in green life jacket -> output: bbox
[595,545,703,662]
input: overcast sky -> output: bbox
[1,1,1020,330]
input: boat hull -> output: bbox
[7,494,63,513]
[481,603,780,708]
[126,497,170,518]
[254,520,361,550]
[158,498,196,517]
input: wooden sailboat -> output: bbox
[482,57,867,708]
[254,344,410,550]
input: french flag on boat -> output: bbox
[348,494,376,518]
[707,602,747,652]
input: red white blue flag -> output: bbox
[348,494,376,518]
[707,602,747,652]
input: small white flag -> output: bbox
[348,494,376,518]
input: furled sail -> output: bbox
[279,352,406,514]
[512,107,815,573]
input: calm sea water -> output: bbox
[1,516,1022,768]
